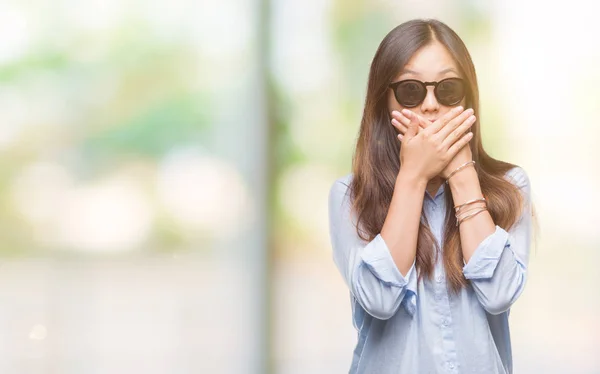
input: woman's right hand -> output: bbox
[396,106,475,182]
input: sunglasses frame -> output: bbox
[388,77,466,108]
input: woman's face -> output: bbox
[387,41,467,122]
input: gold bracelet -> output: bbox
[456,202,487,216]
[445,160,476,184]
[456,207,488,226]
[455,204,486,219]
[454,197,486,212]
[457,205,487,220]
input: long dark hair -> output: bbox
[351,19,526,294]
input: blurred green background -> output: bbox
[0,0,598,373]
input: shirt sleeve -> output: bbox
[328,177,417,320]
[462,166,533,315]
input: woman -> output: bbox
[328,19,534,374]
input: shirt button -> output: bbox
[442,319,449,326]
[436,275,443,283]
[449,363,455,369]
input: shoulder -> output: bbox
[503,166,530,191]
[328,173,354,207]
[503,165,530,187]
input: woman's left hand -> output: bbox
[391,109,474,179]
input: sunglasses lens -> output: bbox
[395,81,425,107]
[436,78,465,105]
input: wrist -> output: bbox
[448,167,482,203]
[447,166,478,189]
[397,168,428,189]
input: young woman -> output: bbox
[328,19,534,374]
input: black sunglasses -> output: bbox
[388,77,466,108]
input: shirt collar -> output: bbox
[425,182,446,201]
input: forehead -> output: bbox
[395,42,460,80]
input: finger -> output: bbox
[447,132,473,157]
[424,106,464,135]
[391,118,408,134]
[414,113,432,130]
[397,133,404,142]
[393,110,426,130]
[391,111,411,126]
[400,109,429,130]
[437,108,474,141]
[441,114,476,149]
[412,113,433,128]
[404,111,420,138]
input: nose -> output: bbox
[421,86,439,112]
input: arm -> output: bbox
[328,170,427,320]
[449,166,532,315]
[447,165,495,264]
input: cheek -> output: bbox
[387,91,403,114]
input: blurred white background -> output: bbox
[0,0,598,373]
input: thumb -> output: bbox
[403,110,420,138]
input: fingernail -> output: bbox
[466,108,474,115]
[455,106,464,112]
[392,110,400,117]
[401,109,411,117]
